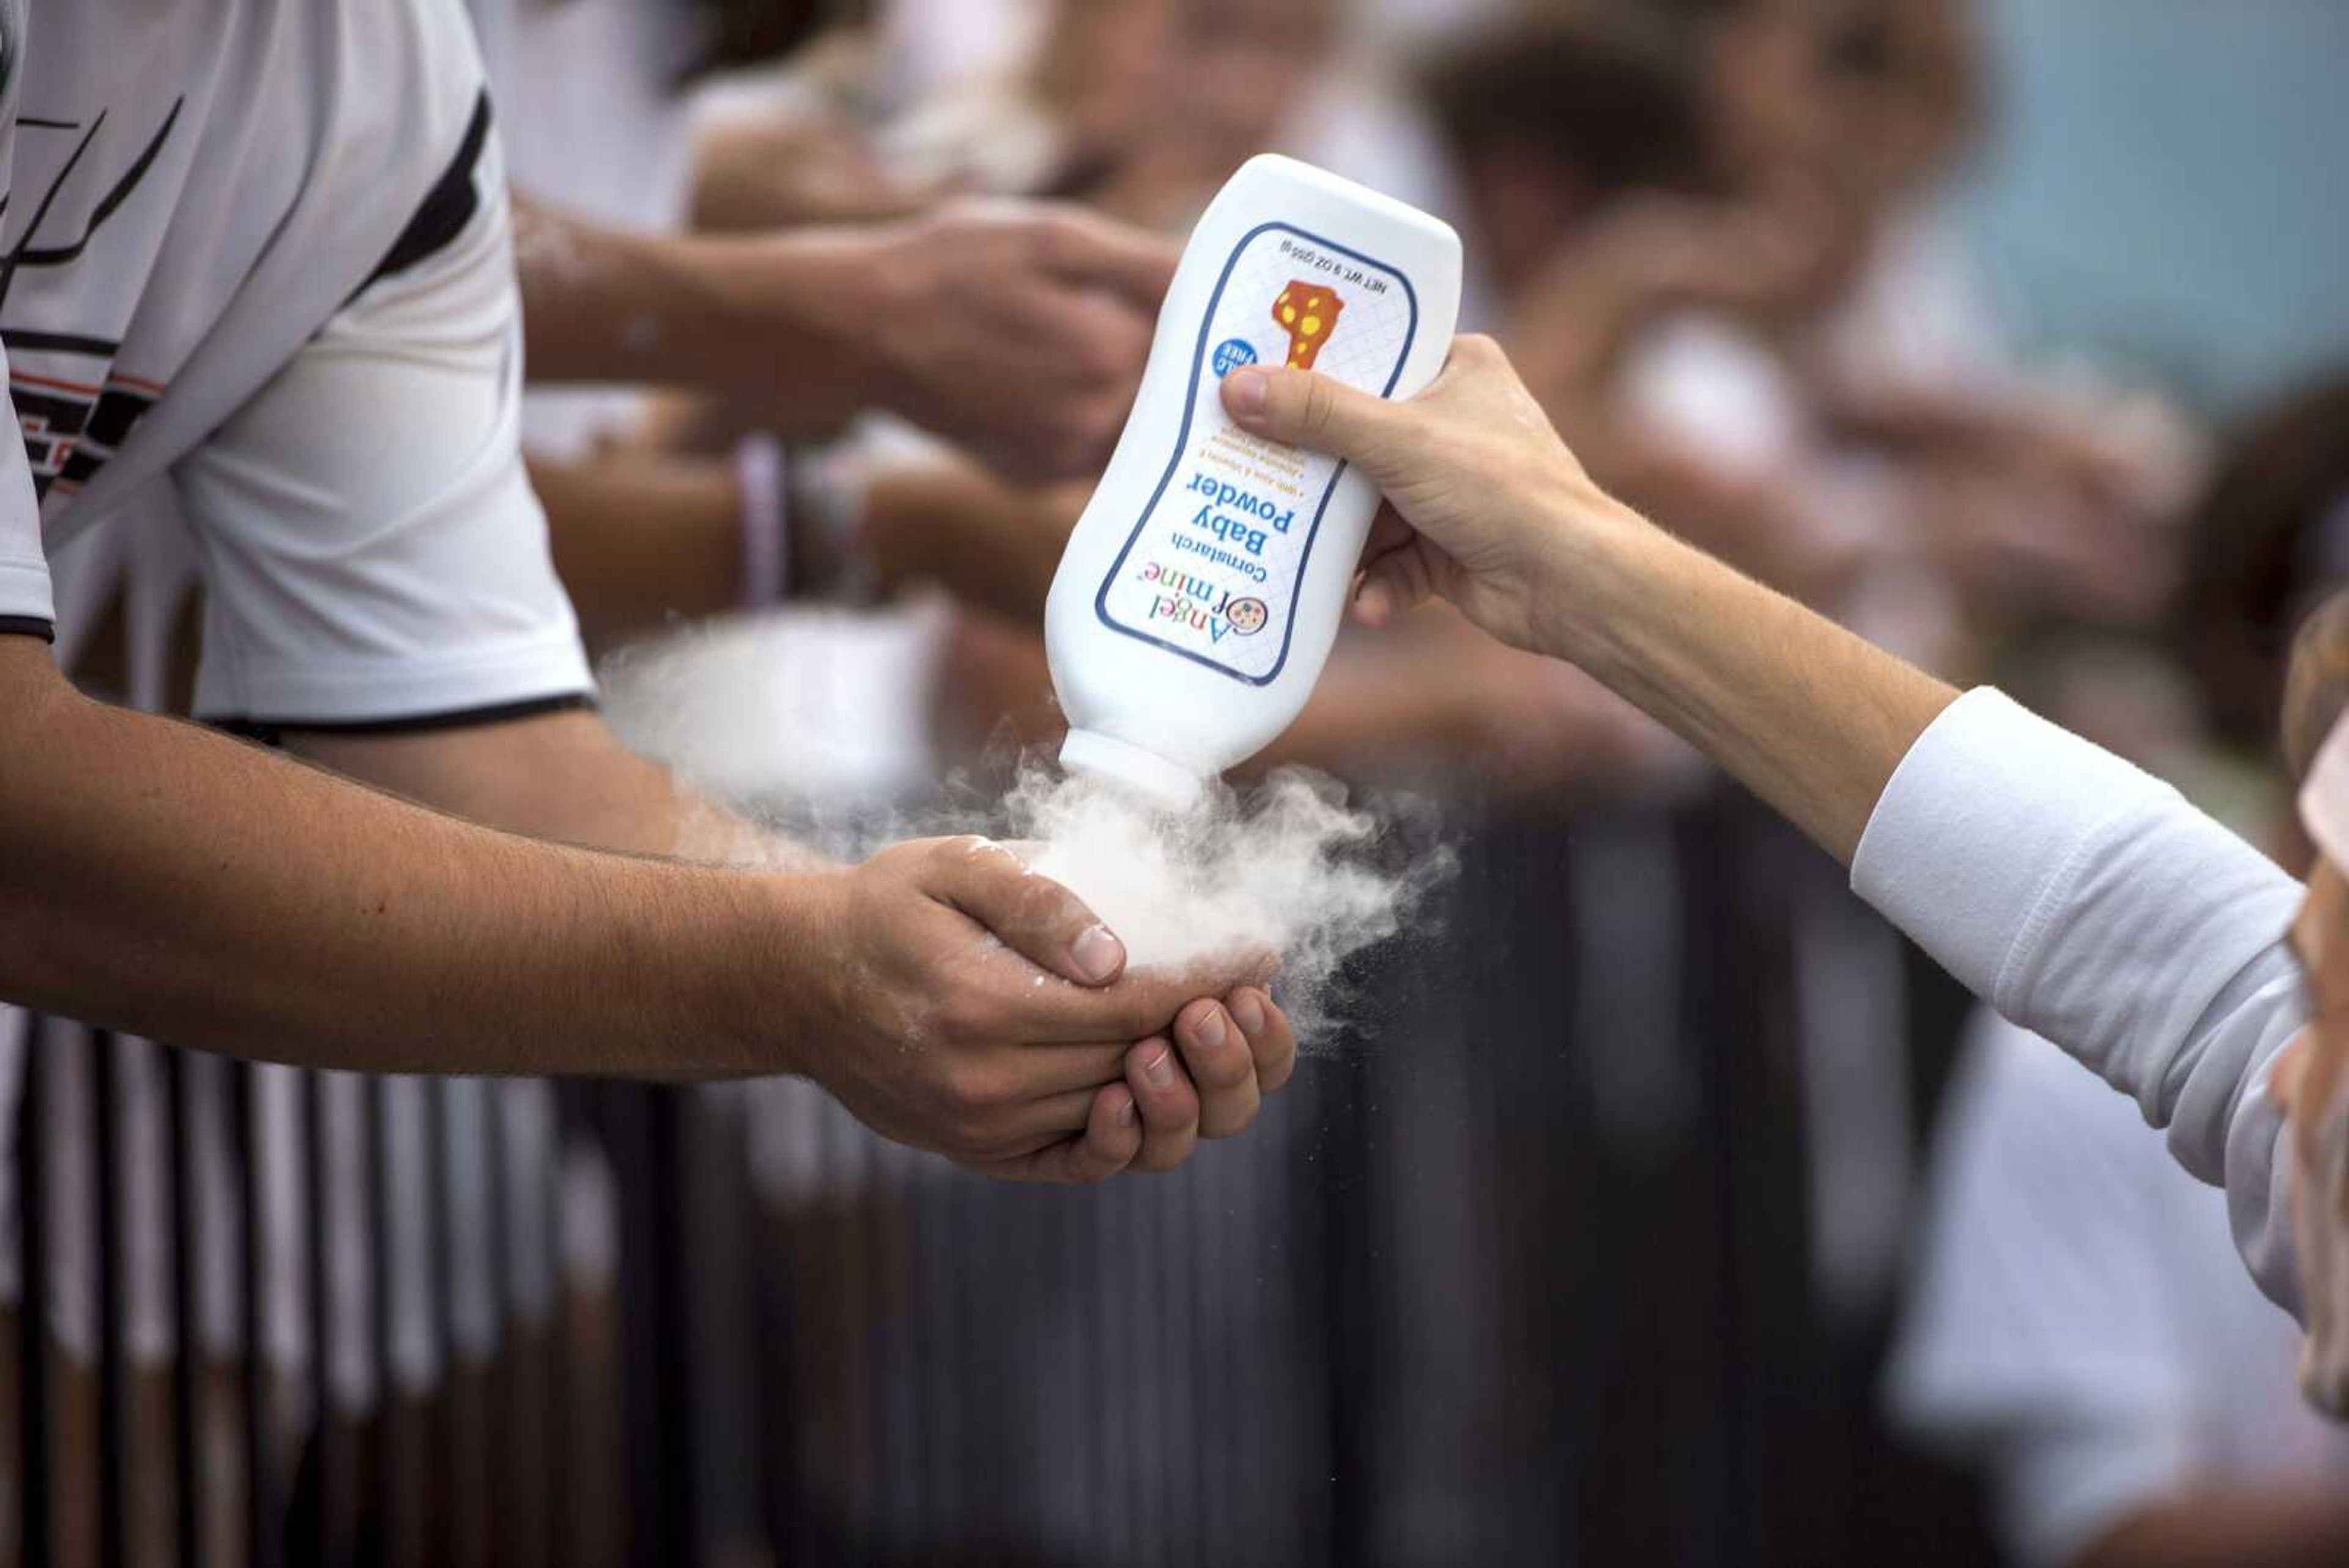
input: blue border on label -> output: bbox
[1093,221,1419,687]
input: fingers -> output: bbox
[929,836,1129,986]
[1006,948,1279,1046]
[1015,1040,1144,1098]
[1354,538,1439,626]
[1126,1036,1200,1173]
[1228,986,1296,1096]
[1174,998,1260,1140]
[1033,206,1181,308]
[960,1082,1141,1184]
[1221,363,1397,464]
[947,990,1296,1183]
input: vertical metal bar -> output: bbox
[488,1083,528,1568]
[1059,1185,1095,1555]
[484,1083,537,1568]
[17,1018,54,1568]
[547,1085,582,1568]
[165,1047,204,1568]
[1307,1060,1356,1566]
[865,1129,908,1565]
[912,1169,956,1551]
[746,1127,795,1566]
[1164,1170,1193,1568]
[1091,1168,1128,1566]
[300,1071,341,1565]
[234,1063,280,1568]
[430,1077,492,1568]
[91,1031,129,1568]
[649,1090,700,1568]
[601,1082,697,1568]
[1193,1142,1230,1568]
[367,1076,410,1568]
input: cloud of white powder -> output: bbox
[1006,760,1452,1044]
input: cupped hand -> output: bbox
[1220,335,1633,661]
[968,985,1296,1181]
[784,835,1290,1182]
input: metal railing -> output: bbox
[3,793,2002,1567]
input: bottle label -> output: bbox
[1094,221,1419,686]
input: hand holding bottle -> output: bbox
[1219,335,1633,664]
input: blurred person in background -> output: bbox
[1887,377,2349,1567]
[1502,0,2197,674]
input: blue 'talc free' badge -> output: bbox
[1211,338,1258,377]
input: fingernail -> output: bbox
[1115,1095,1139,1128]
[1071,924,1124,983]
[1224,368,1269,419]
[1232,992,1266,1036]
[1193,1006,1227,1049]
[1143,1047,1178,1090]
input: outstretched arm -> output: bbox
[512,194,1174,483]
[0,638,1291,1179]
[1218,343,2306,1312]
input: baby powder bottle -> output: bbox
[1045,155,1461,807]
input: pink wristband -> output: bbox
[735,433,788,611]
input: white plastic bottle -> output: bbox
[1045,154,1461,807]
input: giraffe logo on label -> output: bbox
[1271,280,1345,370]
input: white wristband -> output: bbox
[792,444,876,603]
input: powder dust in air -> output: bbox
[598,616,1454,1046]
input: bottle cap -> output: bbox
[1058,729,1207,811]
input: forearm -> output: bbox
[512,193,874,434]
[0,666,797,1077]
[860,463,1078,623]
[291,710,824,873]
[1544,496,1957,863]
[2079,1489,2349,1568]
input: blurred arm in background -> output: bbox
[512,193,1173,485]
[533,444,1084,652]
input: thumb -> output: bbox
[1221,366,1396,466]
[930,838,1128,987]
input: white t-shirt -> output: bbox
[0,0,590,726]
[1889,1010,2349,1567]
[467,0,705,460]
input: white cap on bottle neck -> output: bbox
[1058,728,1206,811]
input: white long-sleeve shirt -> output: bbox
[1853,688,2306,1317]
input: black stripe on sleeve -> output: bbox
[212,691,593,748]
[354,91,494,299]
[1,329,121,359]
[0,615,56,643]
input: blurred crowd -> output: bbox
[12,0,2349,1563]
